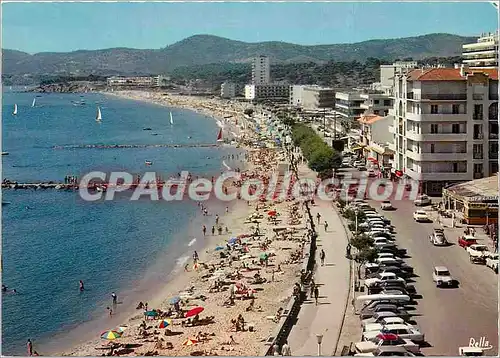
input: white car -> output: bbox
[363,319,415,333]
[432,266,454,287]
[467,244,489,258]
[414,194,431,206]
[362,324,425,343]
[354,333,420,354]
[485,253,498,273]
[380,201,393,210]
[365,272,406,287]
[413,210,430,222]
[361,312,404,327]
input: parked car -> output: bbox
[432,266,455,287]
[485,253,498,273]
[363,319,416,334]
[365,272,406,287]
[413,210,431,222]
[362,324,425,343]
[381,201,393,210]
[366,266,411,279]
[414,194,431,206]
[361,311,408,327]
[359,304,410,320]
[354,346,416,356]
[458,235,477,248]
[354,334,420,354]
[467,244,489,264]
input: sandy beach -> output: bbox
[57,91,310,357]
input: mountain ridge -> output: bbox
[2,33,476,78]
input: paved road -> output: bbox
[342,168,499,356]
[287,166,351,356]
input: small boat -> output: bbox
[151,133,158,136]
[143,127,152,131]
[216,128,223,142]
[96,106,102,122]
[2,202,11,206]
[2,152,9,156]
[32,98,36,107]
[170,112,174,125]
[12,104,17,116]
[145,160,153,166]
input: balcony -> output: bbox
[405,150,467,161]
[416,94,467,101]
[473,94,484,101]
[406,112,469,122]
[405,168,471,181]
[473,152,484,160]
[405,131,468,142]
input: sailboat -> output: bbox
[170,112,174,125]
[32,98,36,107]
[12,104,17,116]
[96,106,102,122]
[216,128,223,142]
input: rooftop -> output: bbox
[444,174,499,200]
[407,68,498,81]
[357,114,384,124]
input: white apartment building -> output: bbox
[335,91,365,124]
[252,56,271,85]
[107,75,162,87]
[360,93,393,116]
[358,114,394,166]
[289,85,335,109]
[220,82,236,98]
[244,83,290,101]
[462,32,499,69]
[389,66,499,194]
[378,61,419,93]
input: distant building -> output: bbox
[220,82,236,98]
[360,92,393,116]
[462,31,499,69]
[107,75,162,87]
[377,61,419,93]
[389,66,498,194]
[245,83,289,101]
[289,85,335,109]
[334,91,365,124]
[357,114,394,167]
[252,56,271,85]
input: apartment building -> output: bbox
[358,114,394,166]
[462,32,499,69]
[244,83,290,101]
[107,75,163,87]
[360,92,393,116]
[375,61,419,93]
[252,56,271,85]
[289,85,335,109]
[335,91,365,124]
[389,66,499,194]
[220,82,236,98]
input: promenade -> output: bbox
[287,166,351,356]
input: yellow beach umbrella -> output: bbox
[183,338,199,346]
[100,330,122,340]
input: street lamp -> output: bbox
[316,334,323,356]
[355,210,358,234]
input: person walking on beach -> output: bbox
[314,286,319,305]
[202,225,206,237]
[309,280,315,299]
[27,339,33,356]
[320,249,326,266]
[218,226,223,235]
[281,341,292,356]
[316,212,321,224]
[79,280,85,292]
[226,206,229,214]
[215,214,219,226]
[111,292,117,305]
[107,307,113,316]
[324,220,329,232]
[212,226,215,235]
[193,251,199,264]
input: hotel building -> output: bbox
[462,32,499,69]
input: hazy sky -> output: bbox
[2,2,498,53]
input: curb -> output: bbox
[331,204,353,356]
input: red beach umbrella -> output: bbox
[185,306,204,318]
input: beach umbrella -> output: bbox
[158,319,172,328]
[101,330,122,340]
[268,210,277,216]
[228,237,238,244]
[185,306,204,318]
[183,338,199,346]
[260,253,269,260]
[169,296,181,304]
[144,310,158,317]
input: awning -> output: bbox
[352,146,363,151]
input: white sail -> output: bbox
[170,112,174,125]
[13,104,17,115]
[32,98,36,107]
[96,106,102,122]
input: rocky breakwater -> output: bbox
[28,81,106,93]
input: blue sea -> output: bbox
[1,90,242,355]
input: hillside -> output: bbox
[2,33,474,81]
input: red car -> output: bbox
[458,235,477,248]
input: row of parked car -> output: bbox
[457,234,499,273]
[345,199,425,357]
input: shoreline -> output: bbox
[53,91,309,357]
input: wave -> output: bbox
[187,238,197,247]
[222,160,231,171]
[175,255,190,267]
[216,120,224,129]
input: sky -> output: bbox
[2,2,498,53]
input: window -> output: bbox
[452,124,460,133]
[453,163,459,172]
[473,124,483,139]
[374,110,379,115]
[474,104,483,120]
[384,100,391,106]
[474,164,483,173]
[431,105,438,114]
[452,104,460,114]
[473,144,483,159]
[374,100,380,104]
[431,124,438,133]
[430,144,435,153]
